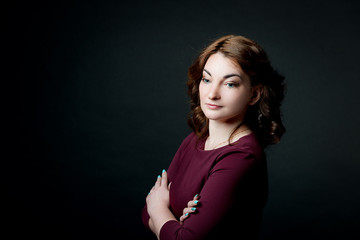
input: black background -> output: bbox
[5,0,360,239]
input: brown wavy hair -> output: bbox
[187,35,286,148]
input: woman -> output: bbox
[142,35,285,240]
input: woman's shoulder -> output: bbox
[183,132,197,142]
[208,133,265,175]
[176,132,198,152]
[219,133,264,160]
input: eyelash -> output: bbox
[201,78,239,88]
[202,78,210,83]
[226,82,239,88]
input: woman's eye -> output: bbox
[202,78,210,83]
[226,82,238,88]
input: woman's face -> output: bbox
[199,52,258,123]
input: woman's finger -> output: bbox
[180,207,197,224]
[194,194,200,200]
[179,194,200,224]
[168,182,172,190]
[179,213,189,224]
[182,206,197,215]
[161,169,168,187]
[155,174,161,188]
[187,199,200,208]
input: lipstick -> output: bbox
[206,103,222,110]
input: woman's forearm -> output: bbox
[148,218,155,234]
[148,206,177,239]
[146,170,176,239]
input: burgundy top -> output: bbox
[142,132,268,240]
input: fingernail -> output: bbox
[185,213,189,216]
[194,200,199,204]
[148,192,150,195]
[158,175,161,178]
[194,194,199,198]
[162,169,166,173]
[191,207,196,211]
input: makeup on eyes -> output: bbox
[203,69,243,82]
[225,81,240,88]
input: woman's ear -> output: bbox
[249,85,263,105]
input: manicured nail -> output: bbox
[191,207,196,211]
[194,200,199,204]
[194,194,199,198]
[148,192,150,195]
[158,175,161,178]
[185,213,189,216]
[162,169,166,173]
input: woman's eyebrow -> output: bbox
[224,73,243,80]
[203,69,212,76]
[203,69,243,80]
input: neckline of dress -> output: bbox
[198,132,254,152]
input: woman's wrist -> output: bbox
[148,204,170,219]
[149,206,177,238]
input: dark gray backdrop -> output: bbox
[6,0,360,239]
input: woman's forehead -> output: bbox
[204,52,246,78]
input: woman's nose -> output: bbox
[208,84,221,100]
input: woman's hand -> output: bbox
[146,170,171,216]
[179,194,200,224]
[146,170,176,238]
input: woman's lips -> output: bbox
[206,103,222,109]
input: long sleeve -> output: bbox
[141,133,267,240]
[141,133,194,231]
[141,205,150,230]
[160,151,264,240]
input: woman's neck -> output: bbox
[208,120,241,140]
[205,119,251,150]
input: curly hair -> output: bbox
[187,35,286,148]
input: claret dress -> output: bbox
[142,132,268,240]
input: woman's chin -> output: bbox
[207,116,245,126]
